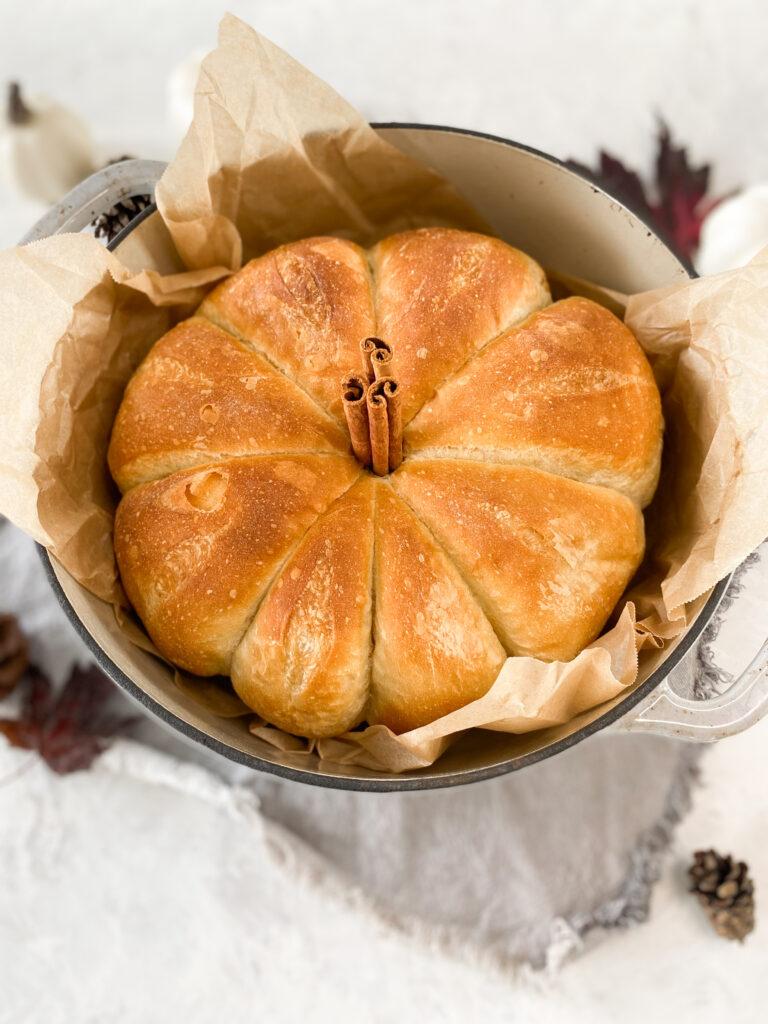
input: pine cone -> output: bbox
[689,849,755,941]
[0,614,29,697]
[92,156,152,243]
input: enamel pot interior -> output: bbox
[41,124,724,790]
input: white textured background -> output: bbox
[1,2,768,1021]
[1,0,767,247]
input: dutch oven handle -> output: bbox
[616,630,768,742]
[19,159,167,244]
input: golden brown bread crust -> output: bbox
[114,455,361,676]
[108,317,350,493]
[369,484,506,734]
[198,237,375,422]
[110,227,661,738]
[392,460,645,662]
[371,228,551,423]
[404,298,663,507]
[230,478,375,737]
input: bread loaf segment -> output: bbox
[108,317,350,493]
[371,228,550,424]
[369,483,507,734]
[114,454,361,676]
[392,460,645,663]
[198,237,375,421]
[404,298,663,507]
[231,478,376,738]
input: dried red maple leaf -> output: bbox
[0,664,135,774]
[567,120,725,263]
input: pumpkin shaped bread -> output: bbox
[109,228,662,737]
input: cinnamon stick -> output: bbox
[366,379,389,476]
[367,377,402,474]
[383,378,403,471]
[341,372,372,467]
[360,337,394,382]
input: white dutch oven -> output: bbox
[24,125,768,790]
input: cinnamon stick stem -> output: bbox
[341,372,372,467]
[366,380,390,476]
[360,337,394,383]
[384,380,403,471]
[344,340,402,474]
[366,377,402,475]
